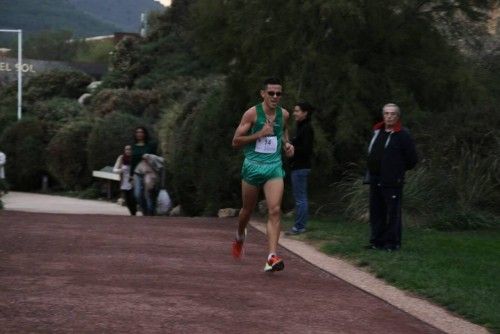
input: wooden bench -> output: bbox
[92,166,120,199]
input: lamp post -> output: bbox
[0,29,22,120]
[140,13,147,37]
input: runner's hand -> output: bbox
[260,121,274,137]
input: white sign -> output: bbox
[0,62,36,73]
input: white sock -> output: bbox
[267,253,276,261]
[236,230,246,241]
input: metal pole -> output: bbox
[17,30,22,120]
[0,29,22,120]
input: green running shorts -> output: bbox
[241,158,285,187]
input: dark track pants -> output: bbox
[369,181,403,249]
[122,189,137,216]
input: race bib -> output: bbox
[255,136,278,154]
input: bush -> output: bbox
[86,112,149,173]
[335,166,436,222]
[337,162,500,231]
[78,184,102,199]
[23,70,92,105]
[168,87,241,215]
[30,98,85,138]
[0,179,9,193]
[334,168,369,222]
[155,76,246,215]
[430,209,499,231]
[449,147,499,211]
[0,119,47,190]
[0,106,17,138]
[401,167,444,215]
[88,89,161,119]
[0,86,20,136]
[46,120,94,190]
[157,102,183,166]
[100,37,144,89]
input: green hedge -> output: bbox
[168,87,241,215]
[46,120,94,190]
[88,89,161,119]
[30,97,85,139]
[86,112,149,174]
[0,119,47,190]
[23,70,92,105]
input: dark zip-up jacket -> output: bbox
[366,121,418,187]
[290,119,314,170]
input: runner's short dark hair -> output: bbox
[262,77,282,89]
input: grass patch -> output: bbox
[282,217,500,333]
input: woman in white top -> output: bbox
[113,145,137,216]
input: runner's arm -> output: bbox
[232,108,272,149]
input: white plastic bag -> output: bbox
[156,189,172,215]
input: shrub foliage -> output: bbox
[86,112,147,174]
[46,120,94,190]
[23,70,92,106]
[0,120,47,190]
[88,89,161,119]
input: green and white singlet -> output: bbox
[241,103,285,186]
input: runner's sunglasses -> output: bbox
[266,91,282,97]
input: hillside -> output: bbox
[435,5,500,59]
[0,0,119,38]
[69,0,165,32]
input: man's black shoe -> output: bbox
[384,245,400,252]
[363,244,381,250]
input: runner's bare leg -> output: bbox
[238,181,259,237]
[263,178,284,254]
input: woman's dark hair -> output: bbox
[122,154,131,165]
[295,101,315,120]
[134,126,150,143]
[122,145,131,165]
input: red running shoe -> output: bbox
[232,239,244,259]
[264,255,284,272]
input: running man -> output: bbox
[231,77,294,272]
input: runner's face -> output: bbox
[261,84,282,109]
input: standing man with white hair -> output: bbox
[365,103,418,251]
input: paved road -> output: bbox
[0,192,489,333]
[0,210,442,333]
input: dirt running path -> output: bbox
[0,211,442,333]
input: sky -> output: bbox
[155,0,171,6]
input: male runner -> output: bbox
[231,77,294,272]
